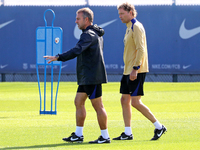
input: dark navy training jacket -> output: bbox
[57,25,107,85]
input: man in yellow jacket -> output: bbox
[113,2,167,141]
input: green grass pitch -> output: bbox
[0,82,200,150]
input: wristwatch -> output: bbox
[133,66,140,70]
[55,54,59,60]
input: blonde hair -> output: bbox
[76,7,94,23]
[117,2,137,18]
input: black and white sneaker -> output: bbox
[112,132,133,140]
[89,136,111,144]
[62,132,84,143]
[151,125,167,140]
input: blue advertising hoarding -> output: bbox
[0,6,200,74]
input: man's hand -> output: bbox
[43,56,58,64]
[129,69,137,81]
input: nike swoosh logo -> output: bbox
[0,20,15,29]
[61,65,68,69]
[98,140,107,143]
[74,19,117,39]
[0,64,8,69]
[98,19,118,28]
[183,65,191,69]
[70,137,79,141]
[179,19,200,39]
[120,136,128,140]
[157,130,163,137]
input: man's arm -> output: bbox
[133,24,145,67]
[57,33,93,62]
[130,24,145,81]
[44,32,93,63]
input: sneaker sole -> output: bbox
[75,141,83,143]
[89,141,111,144]
[65,141,83,143]
[63,140,83,143]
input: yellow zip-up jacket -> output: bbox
[123,18,149,75]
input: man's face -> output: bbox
[118,8,132,23]
[75,12,87,30]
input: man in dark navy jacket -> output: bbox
[44,7,110,144]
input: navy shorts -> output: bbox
[120,73,146,96]
[77,84,102,99]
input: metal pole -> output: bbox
[1,73,6,82]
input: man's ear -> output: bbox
[85,17,89,22]
[129,10,133,16]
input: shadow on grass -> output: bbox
[2,142,91,149]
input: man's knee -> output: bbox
[131,96,142,108]
[74,100,83,108]
[74,93,87,107]
[121,95,130,106]
[91,97,103,110]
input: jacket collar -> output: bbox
[126,18,137,31]
[82,25,93,32]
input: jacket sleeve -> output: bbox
[58,32,93,62]
[132,24,145,66]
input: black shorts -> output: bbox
[120,73,146,96]
[77,84,102,99]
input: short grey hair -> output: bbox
[76,7,94,23]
